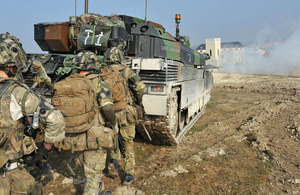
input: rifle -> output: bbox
[111,122,126,159]
[118,133,126,159]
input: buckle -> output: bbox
[5,162,18,171]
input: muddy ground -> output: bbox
[41,72,300,194]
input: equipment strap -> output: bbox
[0,79,15,98]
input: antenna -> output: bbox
[75,0,77,17]
[85,0,88,14]
[145,0,147,22]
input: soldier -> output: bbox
[53,51,116,195]
[103,47,145,185]
[0,33,65,194]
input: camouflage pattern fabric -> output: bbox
[0,33,65,195]
[0,79,65,160]
[120,122,136,175]
[78,13,125,28]
[73,51,101,71]
[0,33,27,70]
[105,47,145,176]
[109,110,136,175]
[32,61,52,88]
[103,47,125,64]
[57,68,115,194]
[96,77,113,107]
[109,64,145,105]
[77,14,126,51]
[0,168,36,194]
[0,33,27,81]
[83,149,106,195]
[103,47,145,105]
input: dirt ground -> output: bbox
[41,72,300,194]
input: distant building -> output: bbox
[196,39,245,68]
[221,42,245,64]
[196,38,221,68]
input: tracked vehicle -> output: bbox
[24,2,213,145]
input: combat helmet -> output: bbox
[0,32,27,70]
[73,51,101,71]
[103,47,125,64]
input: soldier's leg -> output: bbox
[107,110,124,178]
[120,122,136,185]
[83,149,110,195]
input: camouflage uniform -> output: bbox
[0,33,65,194]
[57,51,115,195]
[104,47,145,185]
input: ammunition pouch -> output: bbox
[116,110,127,125]
[87,126,113,149]
[0,168,37,195]
[0,149,8,169]
[55,125,114,152]
[125,105,138,124]
[55,133,87,153]
[22,136,38,155]
[24,142,49,166]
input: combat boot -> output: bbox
[122,173,135,185]
[108,159,119,178]
[99,191,111,195]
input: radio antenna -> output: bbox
[75,0,77,17]
[85,0,88,14]
[145,0,147,22]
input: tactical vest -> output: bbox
[52,73,99,133]
[100,65,127,111]
[0,78,24,165]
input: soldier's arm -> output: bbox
[126,67,145,104]
[11,85,65,144]
[96,78,116,126]
[32,60,52,88]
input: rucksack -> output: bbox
[52,74,99,133]
[100,65,127,111]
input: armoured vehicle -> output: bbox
[24,2,214,145]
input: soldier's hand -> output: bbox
[44,142,53,150]
[33,60,52,88]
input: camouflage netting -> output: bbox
[77,14,126,52]
[78,13,125,28]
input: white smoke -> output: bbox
[220,24,300,76]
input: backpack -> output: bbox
[52,74,99,133]
[100,65,127,110]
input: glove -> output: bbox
[24,142,50,166]
[33,60,52,88]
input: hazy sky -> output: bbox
[1,0,300,53]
